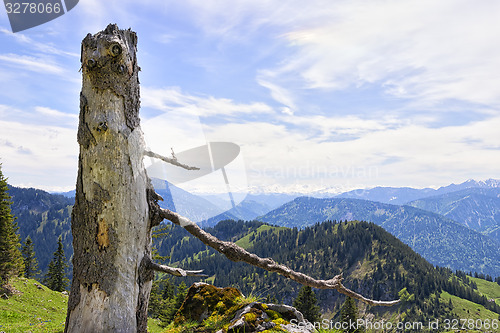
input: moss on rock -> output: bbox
[170,283,313,333]
[174,282,242,325]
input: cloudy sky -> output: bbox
[1,0,499,194]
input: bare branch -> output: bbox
[144,255,207,277]
[158,207,400,307]
[144,150,200,170]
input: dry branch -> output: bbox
[157,207,400,307]
[144,150,200,170]
[144,255,207,277]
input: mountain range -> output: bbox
[8,178,500,278]
[257,197,500,277]
[333,178,500,204]
[406,187,500,240]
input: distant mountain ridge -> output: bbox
[149,178,295,227]
[334,178,500,204]
[258,196,500,277]
[407,187,500,242]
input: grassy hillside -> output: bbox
[0,277,164,333]
[470,277,500,306]
[440,292,499,321]
[235,224,288,248]
[0,277,67,332]
[146,219,500,331]
[170,221,499,318]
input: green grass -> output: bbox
[234,292,263,306]
[147,318,165,333]
[204,275,216,284]
[161,320,199,333]
[440,291,499,321]
[0,277,167,333]
[0,277,67,333]
[470,277,500,306]
[235,225,287,249]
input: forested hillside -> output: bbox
[155,219,500,325]
[7,185,73,276]
[258,197,500,277]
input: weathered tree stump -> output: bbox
[65,24,152,333]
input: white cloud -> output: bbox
[0,28,79,58]
[280,114,401,140]
[153,34,176,44]
[35,106,78,119]
[0,119,78,191]
[266,0,500,107]
[256,77,296,114]
[201,114,500,192]
[141,86,274,118]
[0,54,65,75]
[170,0,500,113]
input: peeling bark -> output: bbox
[66,24,152,333]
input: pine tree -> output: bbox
[21,236,40,279]
[159,281,188,325]
[148,279,164,319]
[293,285,321,323]
[340,297,363,333]
[265,294,279,304]
[45,236,69,291]
[0,164,23,285]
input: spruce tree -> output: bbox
[293,285,321,323]
[0,164,23,285]
[340,297,363,333]
[45,236,69,291]
[21,236,40,279]
[148,279,163,319]
[160,281,188,325]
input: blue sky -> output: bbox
[1,0,499,194]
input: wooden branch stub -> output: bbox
[144,255,207,277]
[144,150,200,170]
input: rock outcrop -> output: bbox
[172,282,313,333]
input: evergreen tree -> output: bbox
[148,279,164,319]
[293,285,321,323]
[0,164,23,285]
[340,297,363,333]
[265,294,279,304]
[45,236,69,291]
[158,281,188,326]
[21,236,40,279]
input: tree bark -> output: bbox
[65,24,153,333]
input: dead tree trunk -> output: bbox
[66,24,202,333]
[66,24,397,333]
[64,24,153,333]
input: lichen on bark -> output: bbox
[66,23,153,333]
